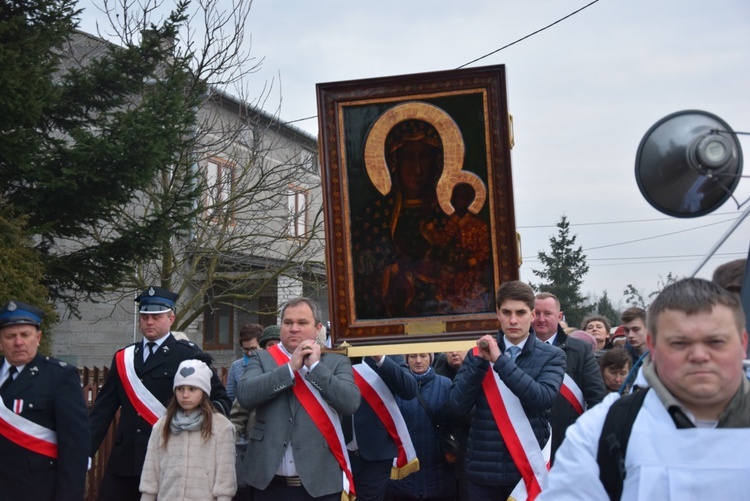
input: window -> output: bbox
[288,186,308,238]
[204,297,234,350]
[205,158,234,219]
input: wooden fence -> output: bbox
[80,365,230,501]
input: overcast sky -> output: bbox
[79,0,750,311]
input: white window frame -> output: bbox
[288,186,308,238]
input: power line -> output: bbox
[457,0,601,69]
[582,218,737,252]
[523,251,746,263]
[286,115,317,124]
[517,211,740,229]
[286,2,603,125]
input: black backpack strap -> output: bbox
[597,388,649,500]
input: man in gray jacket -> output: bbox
[236,297,361,500]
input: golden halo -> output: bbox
[363,101,486,215]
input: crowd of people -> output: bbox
[0,257,747,500]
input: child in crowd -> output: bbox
[140,359,237,501]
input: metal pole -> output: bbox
[690,204,750,277]
[133,291,138,344]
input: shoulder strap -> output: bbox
[415,387,440,427]
[597,388,649,501]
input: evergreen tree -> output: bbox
[2,0,323,326]
[531,215,590,327]
[593,290,620,328]
[0,205,56,352]
[0,0,203,307]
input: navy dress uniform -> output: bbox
[89,287,231,501]
[0,301,90,501]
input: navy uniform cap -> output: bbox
[135,286,179,314]
[0,301,44,328]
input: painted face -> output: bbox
[586,321,609,350]
[280,303,321,352]
[497,299,533,344]
[139,312,175,341]
[446,350,466,369]
[0,324,41,366]
[407,353,431,374]
[623,318,647,350]
[175,385,204,414]
[648,305,748,420]
[396,140,440,198]
[602,364,630,392]
[532,297,563,341]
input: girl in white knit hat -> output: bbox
[139,358,237,501]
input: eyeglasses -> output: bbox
[241,346,259,354]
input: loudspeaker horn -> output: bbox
[635,110,743,218]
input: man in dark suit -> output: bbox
[236,297,361,501]
[532,292,606,460]
[344,354,416,501]
[89,286,231,501]
[0,300,90,501]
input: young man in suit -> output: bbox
[448,281,566,500]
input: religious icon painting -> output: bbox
[317,65,518,346]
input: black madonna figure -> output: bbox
[352,119,451,319]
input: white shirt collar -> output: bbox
[503,335,529,352]
[544,332,558,346]
[143,332,170,351]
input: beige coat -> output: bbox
[140,412,237,501]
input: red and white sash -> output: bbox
[475,347,550,501]
[0,394,58,458]
[559,373,585,416]
[267,345,355,500]
[352,362,419,479]
[116,345,167,426]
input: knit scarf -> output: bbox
[170,409,204,435]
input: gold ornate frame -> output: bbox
[316,65,518,348]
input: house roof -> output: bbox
[61,30,318,150]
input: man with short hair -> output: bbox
[449,281,566,500]
[226,323,264,400]
[541,278,750,499]
[532,292,606,460]
[621,306,649,364]
[0,301,90,501]
[236,297,361,500]
[89,286,231,501]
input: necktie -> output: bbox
[146,342,157,360]
[507,345,521,362]
[1,366,18,392]
[343,415,354,444]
